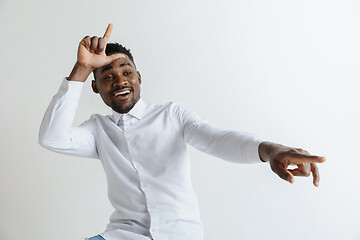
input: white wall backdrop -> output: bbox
[0,0,359,239]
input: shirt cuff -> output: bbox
[65,77,85,93]
[251,137,264,163]
[56,78,85,103]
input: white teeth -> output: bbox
[115,90,131,96]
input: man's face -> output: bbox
[92,55,141,114]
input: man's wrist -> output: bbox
[258,141,279,162]
[68,62,94,82]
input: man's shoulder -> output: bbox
[86,113,113,124]
[145,101,186,114]
[147,101,176,108]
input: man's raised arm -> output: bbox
[38,24,122,158]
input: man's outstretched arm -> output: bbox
[175,103,325,187]
[258,141,326,187]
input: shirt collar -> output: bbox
[112,98,146,124]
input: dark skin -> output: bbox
[68,24,326,186]
[92,56,142,114]
[258,141,324,186]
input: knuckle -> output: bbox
[80,36,90,44]
[288,148,297,154]
[296,148,310,155]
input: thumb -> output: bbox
[106,53,126,62]
[99,53,126,67]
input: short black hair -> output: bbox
[106,42,135,66]
[93,42,136,79]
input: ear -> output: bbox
[92,80,99,94]
[137,71,142,84]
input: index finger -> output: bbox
[103,23,113,42]
[288,153,326,164]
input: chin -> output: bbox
[112,103,134,114]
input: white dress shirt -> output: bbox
[39,79,263,240]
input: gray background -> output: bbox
[0,0,359,239]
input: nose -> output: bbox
[112,74,128,87]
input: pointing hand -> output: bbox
[259,141,326,187]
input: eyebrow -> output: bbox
[100,63,132,74]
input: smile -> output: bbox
[114,90,131,96]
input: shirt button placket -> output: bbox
[147,192,159,239]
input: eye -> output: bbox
[124,71,132,76]
[103,75,113,80]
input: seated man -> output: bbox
[39,24,325,240]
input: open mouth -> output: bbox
[114,90,131,96]
[113,88,132,100]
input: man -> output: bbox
[39,24,325,240]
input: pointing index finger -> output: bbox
[103,23,113,42]
[289,154,326,164]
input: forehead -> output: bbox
[95,54,135,75]
[104,54,134,69]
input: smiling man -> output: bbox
[92,56,141,114]
[39,24,325,240]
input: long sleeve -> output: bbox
[38,78,98,159]
[174,103,262,164]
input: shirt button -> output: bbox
[149,205,155,209]
[151,229,156,233]
[129,141,134,146]
[143,183,148,187]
